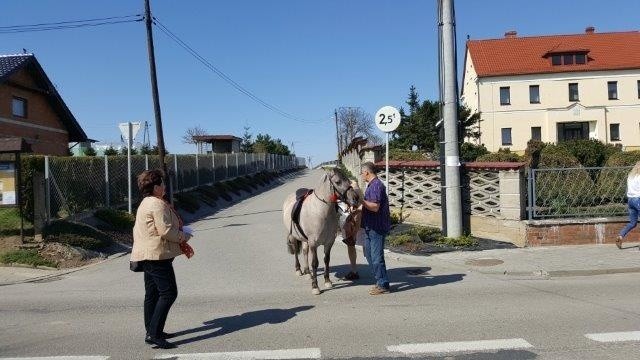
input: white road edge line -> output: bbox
[585,331,640,342]
[154,348,322,360]
[387,338,534,354]
[0,357,109,360]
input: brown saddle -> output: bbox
[291,188,313,240]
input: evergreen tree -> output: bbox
[241,126,254,153]
[104,146,118,156]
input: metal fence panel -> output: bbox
[531,166,630,219]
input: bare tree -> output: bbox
[337,107,380,150]
[182,125,208,154]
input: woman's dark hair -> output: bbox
[138,169,164,197]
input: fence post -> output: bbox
[44,156,50,223]
[527,169,534,220]
[225,153,229,179]
[104,155,110,208]
[212,154,216,183]
[236,153,239,177]
[145,155,149,170]
[195,153,200,187]
[244,153,247,175]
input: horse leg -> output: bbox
[302,242,311,278]
[311,246,320,295]
[289,235,303,276]
[323,242,333,289]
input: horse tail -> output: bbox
[287,234,301,255]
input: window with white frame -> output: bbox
[529,85,540,104]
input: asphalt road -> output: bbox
[1,169,640,360]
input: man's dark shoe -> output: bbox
[146,336,176,349]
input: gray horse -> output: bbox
[283,168,361,295]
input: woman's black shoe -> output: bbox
[145,336,176,349]
[145,331,175,343]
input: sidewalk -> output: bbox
[3,242,640,285]
[386,242,640,277]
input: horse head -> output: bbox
[325,167,361,207]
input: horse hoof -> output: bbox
[312,288,321,295]
[324,281,333,289]
[295,270,303,276]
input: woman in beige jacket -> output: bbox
[131,170,191,349]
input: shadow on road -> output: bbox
[171,305,314,345]
[329,264,464,293]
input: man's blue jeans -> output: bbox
[364,228,389,289]
[620,197,640,238]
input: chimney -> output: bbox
[504,30,517,38]
[585,26,595,34]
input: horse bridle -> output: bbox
[314,173,353,205]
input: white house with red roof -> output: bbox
[461,28,640,152]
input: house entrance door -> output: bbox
[557,122,589,142]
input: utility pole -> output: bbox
[334,109,340,160]
[144,0,170,201]
[439,0,462,238]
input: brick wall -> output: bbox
[526,218,640,246]
[0,68,70,155]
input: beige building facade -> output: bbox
[461,29,640,152]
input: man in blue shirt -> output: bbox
[360,162,391,295]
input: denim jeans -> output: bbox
[620,197,640,238]
[143,258,178,338]
[363,228,389,289]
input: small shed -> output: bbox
[192,135,242,154]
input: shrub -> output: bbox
[460,143,489,162]
[387,233,415,246]
[410,226,441,242]
[537,144,581,168]
[605,151,640,167]
[388,148,429,161]
[557,139,620,168]
[94,208,135,231]
[390,209,403,225]
[104,147,119,156]
[534,145,595,209]
[524,139,547,168]
[43,220,110,250]
[476,148,522,162]
[197,185,220,201]
[436,234,478,248]
[20,156,45,222]
[0,249,57,268]
[83,147,97,156]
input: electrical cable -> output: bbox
[152,17,328,125]
[0,16,143,34]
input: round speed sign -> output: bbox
[375,106,401,132]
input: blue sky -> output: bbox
[2,0,639,164]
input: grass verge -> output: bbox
[0,249,57,268]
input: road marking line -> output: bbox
[387,338,533,354]
[0,357,109,360]
[585,331,640,342]
[154,348,321,360]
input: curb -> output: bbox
[0,250,129,287]
[378,245,640,278]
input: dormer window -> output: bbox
[547,50,589,66]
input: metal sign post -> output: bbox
[374,106,401,193]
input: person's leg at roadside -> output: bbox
[145,259,178,348]
[618,198,639,249]
[367,229,389,294]
[345,245,359,280]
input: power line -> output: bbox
[0,15,143,34]
[152,17,327,125]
